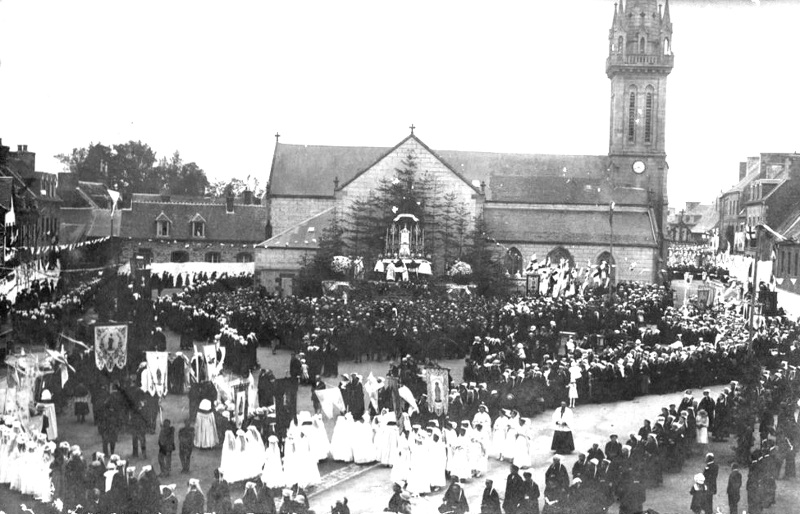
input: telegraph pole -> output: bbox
[747,224,760,345]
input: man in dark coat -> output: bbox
[311,375,327,415]
[289,352,302,381]
[386,483,409,513]
[207,469,232,514]
[182,479,206,514]
[503,464,525,514]
[605,434,622,461]
[441,480,469,514]
[158,419,175,477]
[520,472,540,514]
[481,479,501,514]
[618,478,645,514]
[703,452,719,512]
[727,463,742,514]
[179,420,195,473]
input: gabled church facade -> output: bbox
[256,0,673,294]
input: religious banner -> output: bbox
[145,351,169,397]
[202,344,219,380]
[424,367,449,416]
[233,382,248,427]
[94,324,128,372]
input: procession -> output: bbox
[0,253,797,514]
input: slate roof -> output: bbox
[77,181,114,209]
[269,137,615,203]
[257,207,335,250]
[489,176,648,205]
[120,199,269,242]
[691,209,719,234]
[59,208,122,242]
[485,207,657,247]
[775,206,800,241]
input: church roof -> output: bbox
[485,207,657,247]
[270,136,624,203]
[257,206,335,250]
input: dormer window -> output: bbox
[155,212,172,237]
[190,213,206,238]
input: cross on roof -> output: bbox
[409,124,415,135]
[275,132,280,141]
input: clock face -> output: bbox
[632,160,646,174]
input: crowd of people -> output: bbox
[3,256,800,514]
[667,245,730,283]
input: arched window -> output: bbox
[644,90,653,144]
[618,36,624,53]
[235,252,254,263]
[627,90,637,143]
[205,252,221,263]
[505,247,523,277]
[547,246,575,269]
[664,38,670,55]
[170,251,189,263]
[639,37,646,53]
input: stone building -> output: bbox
[118,191,269,265]
[258,0,675,293]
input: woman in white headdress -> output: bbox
[504,410,521,460]
[491,410,510,460]
[470,421,489,478]
[390,432,411,486]
[352,414,377,464]
[37,442,55,502]
[194,399,220,448]
[261,435,285,489]
[330,413,354,462]
[245,425,266,479]
[219,430,237,482]
[234,430,250,482]
[449,423,472,481]
[9,434,26,492]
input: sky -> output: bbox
[1,0,798,206]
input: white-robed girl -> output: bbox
[449,424,472,481]
[376,411,400,466]
[37,441,55,502]
[282,432,301,487]
[310,413,330,462]
[294,430,321,488]
[390,431,411,486]
[330,413,354,462]
[426,428,448,491]
[491,410,510,460]
[511,419,532,469]
[352,414,377,464]
[245,426,266,479]
[405,432,430,495]
[261,435,285,489]
[219,431,237,483]
[504,412,520,462]
[470,422,489,478]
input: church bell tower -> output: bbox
[607,0,673,259]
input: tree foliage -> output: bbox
[462,216,511,296]
[295,209,347,297]
[55,141,210,202]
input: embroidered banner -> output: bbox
[145,351,169,397]
[94,324,128,372]
[202,344,220,380]
[425,367,450,416]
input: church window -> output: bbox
[644,92,653,143]
[639,37,646,53]
[627,92,637,142]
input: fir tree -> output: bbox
[294,209,347,296]
[462,216,510,296]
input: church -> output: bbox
[256,0,674,294]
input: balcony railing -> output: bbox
[607,53,674,68]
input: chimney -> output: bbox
[226,193,234,213]
[160,185,171,202]
[243,189,254,205]
[739,162,747,181]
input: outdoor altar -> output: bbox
[373,213,433,281]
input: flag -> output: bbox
[314,387,346,419]
[398,385,418,414]
[4,194,15,227]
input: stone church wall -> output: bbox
[499,242,657,283]
[255,247,310,293]
[271,197,336,236]
[337,138,480,224]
